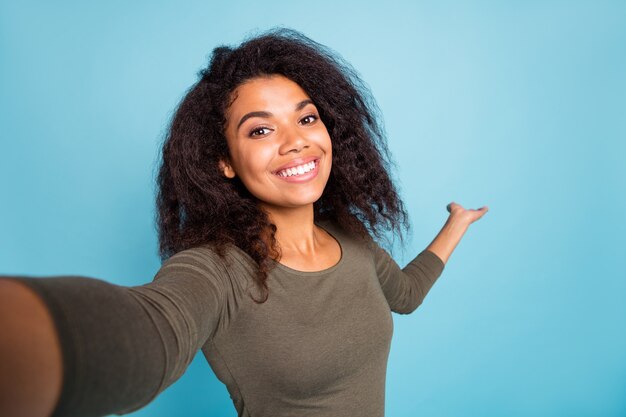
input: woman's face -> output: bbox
[222,75,332,213]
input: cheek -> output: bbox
[319,133,333,156]
[233,144,275,178]
[316,125,332,148]
[307,124,330,145]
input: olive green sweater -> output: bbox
[17,220,445,417]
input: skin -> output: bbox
[427,202,489,265]
[220,74,489,269]
[221,74,340,271]
[0,74,488,417]
[0,278,63,417]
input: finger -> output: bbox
[473,207,489,220]
[446,202,460,212]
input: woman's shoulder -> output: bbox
[158,242,258,282]
[163,241,250,264]
[160,244,224,270]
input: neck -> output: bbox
[260,203,322,256]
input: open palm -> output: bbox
[446,202,489,226]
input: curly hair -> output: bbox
[156,27,409,302]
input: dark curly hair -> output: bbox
[156,27,409,302]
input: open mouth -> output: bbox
[274,158,320,178]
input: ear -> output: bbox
[218,159,236,179]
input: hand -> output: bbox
[425,202,488,264]
[446,202,489,226]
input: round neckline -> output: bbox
[271,222,344,276]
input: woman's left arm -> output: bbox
[426,202,489,265]
[372,202,489,314]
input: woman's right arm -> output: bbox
[0,246,228,417]
[0,278,63,417]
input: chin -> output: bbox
[266,191,325,210]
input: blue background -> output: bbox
[1,1,625,416]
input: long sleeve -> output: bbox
[371,243,446,314]
[12,246,227,417]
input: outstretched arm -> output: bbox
[0,278,63,417]
[0,246,228,417]
[374,202,489,314]
[426,202,489,265]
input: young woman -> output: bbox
[0,28,488,417]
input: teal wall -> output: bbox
[1,1,624,416]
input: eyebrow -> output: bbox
[236,99,315,131]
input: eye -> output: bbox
[249,126,273,137]
[299,114,318,125]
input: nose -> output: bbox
[278,126,309,155]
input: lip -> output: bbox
[272,156,320,174]
[274,159,320,183]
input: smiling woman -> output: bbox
[0,27,487,417]
[220,75,333,213]
[152,28,424,304]
[220,75,339,272]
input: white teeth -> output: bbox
[278,161,316,177]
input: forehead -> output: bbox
[227,75,311,114]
